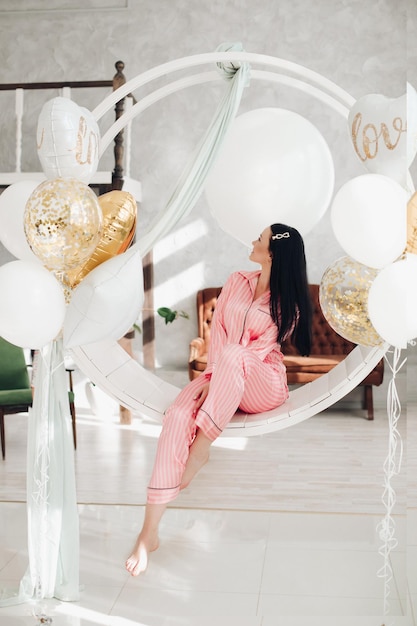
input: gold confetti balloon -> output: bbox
[66,190,137,288]
[319,256,384,347]
[24,177,103,273]
[407,192,417,254]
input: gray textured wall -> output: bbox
[0,0,409,367]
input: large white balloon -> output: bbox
[204,108,334,244]
[348,91,407,186]
[331,174,408,269]
[0,261,66,348]
[0,180,41,262]
[367,254,417,348]
[63,244,144,348]
[37,97,100,184]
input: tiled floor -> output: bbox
[0,346,415,625]
[0,502,413,625]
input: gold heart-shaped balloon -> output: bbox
[67,190,137,288]
[407,192,417,254]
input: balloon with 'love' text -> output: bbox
[348,91,409,187]
[37,96,100,184]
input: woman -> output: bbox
[125,222,312,575]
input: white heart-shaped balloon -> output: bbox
[37,96,100,184]
[348,92,407,187]
[63,243,144,348]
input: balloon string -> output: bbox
[376,346,405,617]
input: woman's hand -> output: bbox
[193,383,210,414]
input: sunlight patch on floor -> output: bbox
[55,601,151,625]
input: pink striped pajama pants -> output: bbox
[147,343,288,504]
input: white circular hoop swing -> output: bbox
[70,51,388,436]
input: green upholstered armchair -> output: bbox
[0,336,32,460]
[0,337,77,459]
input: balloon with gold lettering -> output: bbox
[24,177,103,274]
[37,97,100,184]
[66,190,137,288]
[348,91,407,187]
[319,256,383,347]
[407,192,417,254]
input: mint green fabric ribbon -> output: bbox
[0,338,79,607]
[138,42,250,256]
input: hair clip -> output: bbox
[271,232,290,240]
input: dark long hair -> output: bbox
[269,223,312,356]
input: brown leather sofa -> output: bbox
[188,284,384,420]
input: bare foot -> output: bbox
[180,450,209,490]
[125,531,159,576]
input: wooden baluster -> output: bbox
[112,62,155,418]
[112,60,126,191]
[142,251,156,370]
[113,61,131,424]
[15,89,24,174]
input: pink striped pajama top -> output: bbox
[205,269,287,378]
[147,270,289,504]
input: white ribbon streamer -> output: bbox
[376,346,405,619]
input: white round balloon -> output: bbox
[0,180,41,262]
[204,107,334,244]
[0,261,66,348]
[368,253,417,348]
[331,174,408,269]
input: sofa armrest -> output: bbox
[189,337,206,363]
